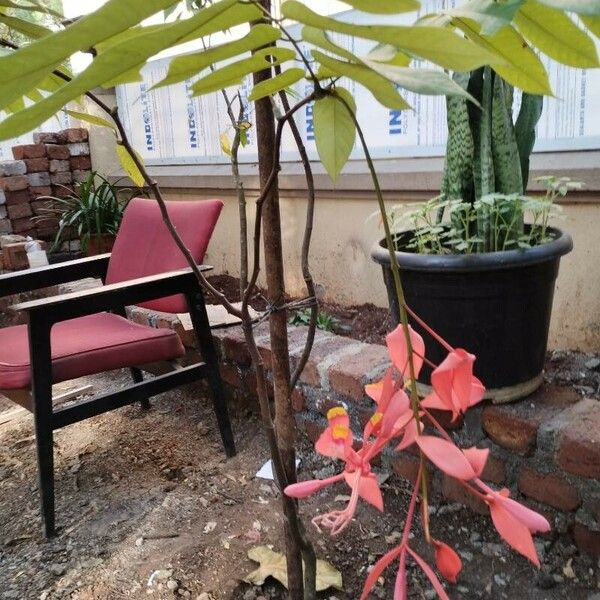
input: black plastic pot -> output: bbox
[371,227,573,402]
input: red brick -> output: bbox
[517,467,580,511]
[0,175,29,192]
[573,523,600,556]
[12,144,45,159]
[4,189,31,205]
[33,132,60,144]
[392,453,422,485]
[427,409,464,431]
[556,400,600,478]
[3,243,28,269]
[303,420,326,444]
[300,336,358,387]
[260,325,311,371]
[11,218,35,234]
[45,144,70,159]
[70,155,92,170]
[63,127,89,143]
[24,157,49,173]
[52,185,73,198]
[328,344,389,400]
[482,384,579,456]
[481,453,506,485]
[7,202,32,220]
[50,171,72,185]
[30,186,53,199]
[216,327,251,366]
[219,363,242,388]
[441,475,488,515]
[49,159,70,173]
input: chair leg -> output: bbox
[28,317,56,537]
[130,367,150,410]
[186,291,236,458]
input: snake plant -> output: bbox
[438,66,545,253]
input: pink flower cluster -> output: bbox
[285,321,550,599]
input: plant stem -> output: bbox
[335,91,431,543]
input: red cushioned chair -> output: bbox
[0,198,235,537]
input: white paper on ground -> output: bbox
[255,458,300,480]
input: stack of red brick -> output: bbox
[0,127,92,241]
[123,305,600,557]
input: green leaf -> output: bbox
[312,50,410,109]
[338,0,419,14]
[455,19,553,95]
[0,11,53,38]
[283,0,499,71]
[362,59,478,102]
[156,24,281,89]
[0,0,63,17]
[514,1,599,67]
[514,92,543,188]
[301,25,358,62]
[581,15,600,35]
[248,68,305,101]
[116,144,145,187]
[314,88,356,182]
[0,0,261,140]
[191,47,296,97]
[536,0,600,16]
[66,109,116,130]
[0,0,181,109]
[443,0,523,35]
[365,44,411,67]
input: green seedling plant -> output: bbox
[289,308,339,332]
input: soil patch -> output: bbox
[0,371,598,600]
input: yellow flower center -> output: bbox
[327,406,348,421]
[370,412,383,427]
[331,425,349,441]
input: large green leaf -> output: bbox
[0,0,180,109]
[514,92,543,188]
[314,88,356,182]
[248,68,305,101]
[191,47,296,97]
[156,24,281,89]
[312,51,410,109]
[0,0,261,139]
[283,0,499,70]
[455,19,553,95]
[581,15,600,35]
[362,60,478,101]
[536,0,600,15]
[339,0,419,13]
[301,26,357,62]
[514,1,599,67]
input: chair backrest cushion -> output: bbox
[105,197,223,313]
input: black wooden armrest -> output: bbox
[12,265,213,324]
[0,253,111,298]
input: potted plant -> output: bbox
[34,171,138,256]
[372,67,577,403]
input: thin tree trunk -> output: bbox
[252,2,303,597]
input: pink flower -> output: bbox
[432,539,462,583]
[421,349,485,421]
[481,485,551,566]
[386,324,425,379]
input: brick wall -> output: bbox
[61,299,600,556]
[0,128,91,242]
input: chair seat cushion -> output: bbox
[0,313,185,390]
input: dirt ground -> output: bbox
[1,370,599,600]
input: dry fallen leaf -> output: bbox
[244,546,343,592]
